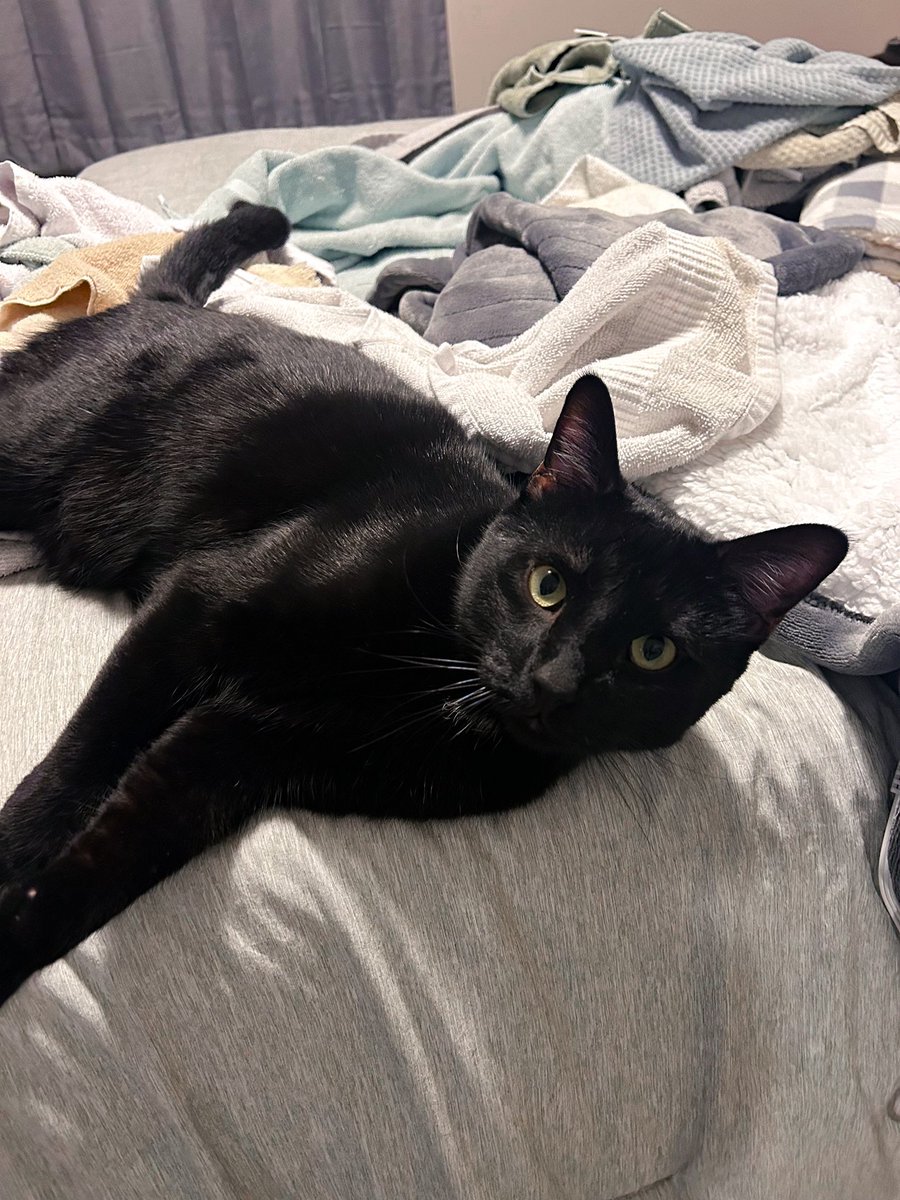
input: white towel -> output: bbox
[542,154,691,216]
[0,161,168,249]
[214,221,779,478]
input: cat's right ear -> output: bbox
[717,523,849,636]
[525,375,623,501]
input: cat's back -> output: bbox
[1,295,508,592]
[0,295,464,476]
[1,296,406,425]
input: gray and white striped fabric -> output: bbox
[802,160,900,278]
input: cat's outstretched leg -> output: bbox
[0,705,273,1005]
[0,566,220,878]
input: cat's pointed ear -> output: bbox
[717,524,849,634]
[526,375,623,500]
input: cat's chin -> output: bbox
[500,712,576,757]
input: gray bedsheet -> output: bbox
[2,569,899,1199]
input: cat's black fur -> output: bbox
[0,204,847,1003]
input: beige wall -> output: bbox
[446,1,898,110]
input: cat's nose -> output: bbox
[531,662,577,712]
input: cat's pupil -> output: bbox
[540,571,561,597]
[643,637,665,660]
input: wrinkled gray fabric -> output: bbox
[2,571,900,1199]
[371,193,864,347]
[684,163,856,214]
[367,255,455,335]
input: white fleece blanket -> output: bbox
[646,268,900,673]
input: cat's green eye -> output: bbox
[629,635,677,671]
[528,565,567,610]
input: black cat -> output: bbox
[0,204,847,1004]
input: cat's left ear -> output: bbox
[526,375,623,500]
[717,523,849,636]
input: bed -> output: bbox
[2,30,900,1200]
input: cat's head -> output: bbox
[454,375,848,756]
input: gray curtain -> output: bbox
[0,0,453,176]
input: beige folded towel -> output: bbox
[737,92,900,170]
[0,232,182,335]
[0,233,319,353]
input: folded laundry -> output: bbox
[737,92,900,169]
[601,32,900,191]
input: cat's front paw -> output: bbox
[0,881,35,1006]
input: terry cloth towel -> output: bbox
[0,162,167,249]
[737,92,900,169]
[190,84,627,299]
[0,236,92,274]
[486,9,690,118]
[603,33,900,192]
[0,262,29,300]
[645,269,900,675]
[685,162,858,215]
[371,192,862,347]
[0,235,321,353]
[800,161,900,281]
[213,221,779,479]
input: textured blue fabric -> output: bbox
[605,33,900,190]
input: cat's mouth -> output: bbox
[496,704,573,755]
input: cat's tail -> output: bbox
[138,202,291,307]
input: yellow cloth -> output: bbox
[0,232,182,334]
[0,233,319,353]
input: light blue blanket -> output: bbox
[193,85,624,296]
